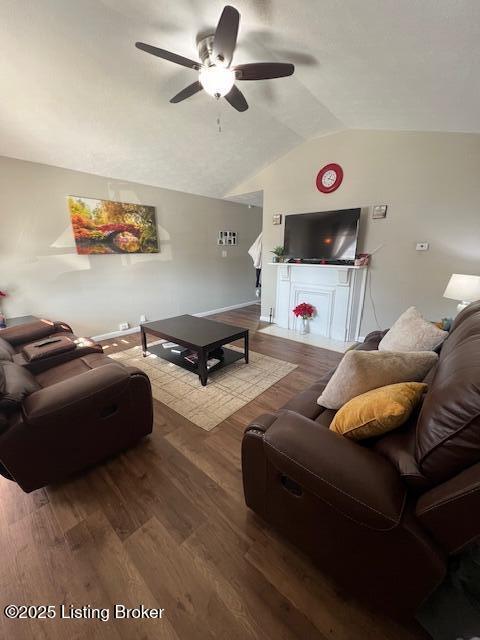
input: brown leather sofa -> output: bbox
[0,318,104,373]
[0,318,74,348]
[242,301,480,615]
[0,320,153,492]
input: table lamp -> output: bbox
[443,273,480,313]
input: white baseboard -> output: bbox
[194,300,259,317]
[91,326,140,342]
[91,300,260,342]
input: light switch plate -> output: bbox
[372,205,388,219]
[221,250,227,258]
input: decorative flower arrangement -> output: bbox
[293,302,315,319]
[293,302,315,334]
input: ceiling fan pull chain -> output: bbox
[217,113,222,133]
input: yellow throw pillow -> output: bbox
[330,382,427,441]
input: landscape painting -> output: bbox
[68,196,159,254]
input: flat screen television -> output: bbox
[284,208,360,262]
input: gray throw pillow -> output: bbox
[379,307,448,352]
[317,349,438,410]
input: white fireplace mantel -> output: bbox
[269,263,368,342]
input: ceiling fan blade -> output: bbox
[135,42,200,70]
[212,5,240,66]
[170,81,203,103]
[224,85,248,112]
[235,62,295,80]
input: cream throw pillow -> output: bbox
[379,306,448,352]
[317,349,438,410]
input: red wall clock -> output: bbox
[316,163,343,193]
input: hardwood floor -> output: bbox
[0,305,430,639]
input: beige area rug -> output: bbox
[110,342,297,431]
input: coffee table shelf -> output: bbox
[147,344,245,376]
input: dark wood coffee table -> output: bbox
[140,315,249,386]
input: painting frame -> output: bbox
[68,195,159,255]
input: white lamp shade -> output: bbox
[443,273,480,303]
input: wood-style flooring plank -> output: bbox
[125,516,251,640]
[65,510,178,640]
[182,519,329,640]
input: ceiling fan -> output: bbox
[135,5,295,112]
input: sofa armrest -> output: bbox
[246,412,281,434]
[416,461,480,553]
[22,363,130,426]
[251,410,407,531]
[0,319,73,346]
[18,341,104,375]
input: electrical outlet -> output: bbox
[119,322,129,331]
[416,242,429,251]
[140,314,147,323]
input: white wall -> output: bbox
[229,130,480,333]
[0,156,262,336]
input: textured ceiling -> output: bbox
[1,0,480,203]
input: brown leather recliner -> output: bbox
[242,301,480,615]
[0,318,74,348]
[0,318,103,373]
[0,320,153,492]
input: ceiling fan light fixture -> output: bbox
[199,65,235,98]
[136,5,295,112]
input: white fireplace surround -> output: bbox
[268,263,368,342]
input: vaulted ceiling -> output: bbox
[1,0,479,202]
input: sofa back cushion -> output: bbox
[0,361,40,412]
[416,302,480,483]
[0,337,14,362]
